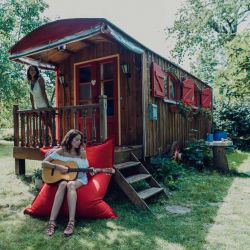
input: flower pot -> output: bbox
[169,105,178,113]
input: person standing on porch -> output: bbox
[27,65,50,109]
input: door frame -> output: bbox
[74,54,121,145]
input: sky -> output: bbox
[44,0,187,69]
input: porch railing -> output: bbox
[13,95,107,148]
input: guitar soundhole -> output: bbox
[51,169,55,176]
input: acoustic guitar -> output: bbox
[42,160,115,184]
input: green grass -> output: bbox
[227,150,249,170]
[0,143,250,250]
[0,143,13,158]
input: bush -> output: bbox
[150,155,184,190]
[213,101,250,150]
[32,168,42,179]
[182,139,213,170]
[0,129,14,141]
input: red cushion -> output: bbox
[24,139,117,219]
[39,146,53,157]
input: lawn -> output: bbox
[0,142,249,250]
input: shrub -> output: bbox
[182,139,213,170]
[213,101,250,150]
[0,129,14,141]
[32,168,42,179]
[150,155,184,190]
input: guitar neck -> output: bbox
[67,168,94,173]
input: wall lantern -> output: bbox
[121,63,131,95]
[59,73,66,87]
[121,63,131,78]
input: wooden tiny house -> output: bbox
[9,18,212,172]
[10,18,211,162]
[9,18,213,208]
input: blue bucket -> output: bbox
[207,133,214,142]
[213,131,227,141]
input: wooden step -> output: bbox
[138,187,164,200]
[114,161,140,170]
[126,174,151,184]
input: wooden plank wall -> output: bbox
[57,42,143,146]
[143,51,212,157]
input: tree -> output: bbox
[0,0,49,127]
[215,31,250,102]
[165,0,250,83]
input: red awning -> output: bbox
[9,18,105,55]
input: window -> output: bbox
[78,67,92,102]
[151,63,181,101]
[100,62,115,116]
[165,72,180,100]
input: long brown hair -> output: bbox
[27,65,40,81]
[61,129,84,155]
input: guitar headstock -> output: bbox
[91,168,115,174]
[102,168,115,174]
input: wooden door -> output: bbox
[76,57,118,144]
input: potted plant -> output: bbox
[32,168,43,189]
[169,104,179,113]
[176,101,193,118]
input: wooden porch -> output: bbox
[12,100,165,209]
[13,95,107,173]
[12,95,144,174]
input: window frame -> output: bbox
[165,72,180,101]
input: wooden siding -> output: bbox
[57,42,143,146]
[143,51,212,157]
[55,40,211,157]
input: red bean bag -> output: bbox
[24,139,117,219]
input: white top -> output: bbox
[30,78,48,108]
[49,151,89,185]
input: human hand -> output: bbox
[56,165,68,174]
[89,167,96,176]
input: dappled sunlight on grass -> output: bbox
[155,237,185,250]
[1,143,250,249]
[205,153,250,249]
[227,150,249,170]
[0,143,13,158]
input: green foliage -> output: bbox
[0,130,13,141]
[176,100,193,118]
[166,0,250,84]
[176,101,212,120]
[182,139,213,170]
[0,0,50,128]
[32,168,42,179]
[193,107,212,120]
[1,143,250,249]
[213,101,250,149]
[150,155,184,190]
[215,31,250,101]
[166,1,249,152]
[191,49,219,84]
